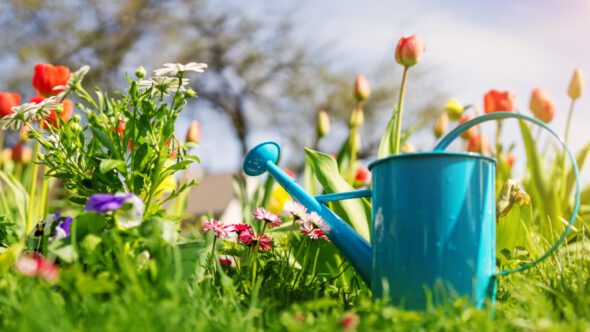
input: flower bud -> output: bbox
[72,114,82,123]
[395,35,425,67]
[354,166,370,184]
[444,98,464,121]
[568,68,584,100]
[12,144,32,164]
[529,88,555,123]
[459,114,477,139]
[433,112,449,138]
[185,88,197,98]
[316,110,330,138]
[19,126,29,143]
[70,122,83,133]
[349,107,364,128]
[185,120,201,144]
[401,143,415,153]
[135,66,146,79]
[0,148,12,164]
[466,133,490,154]
[354,75,371,102]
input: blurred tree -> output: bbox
[0,0,443,167]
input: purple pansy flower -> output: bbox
[56,216,73,237]
[85,193,134,213]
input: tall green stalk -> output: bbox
[392,67,409,154]
[25,139,41,234]
[560,99,577,197]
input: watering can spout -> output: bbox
[243,142,373,285]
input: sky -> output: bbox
[193,0,590,180]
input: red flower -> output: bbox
[253,207,281,228]
[483,89,515,114]
[30,96,73,128]
[14,253,59,283]
[395,35,425,67]
[342,312,360,331]
[507,153,515,168]
[32,64,70,97]
[354,166,370,184]
[185,120,201,144]
[238,229,272,250]
[529,88,555,123]
[0,92,21,117]
[466,133,491,154]
[231,223,252,235]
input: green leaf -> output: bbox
[91,127,121,159]
[99,159,126,174]
[48,241,78,263]
[565,143,590,201]
[497,198,536,263]
[378,115,396,159]
[304,148,371,240]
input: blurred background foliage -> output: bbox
[0,0,443,171]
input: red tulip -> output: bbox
[507,153,515,168]
[32,64,70,97]
[483,89,515,114]
[466,133,491,154]
[185,120,201,143]
[0,92,21,117]
[30,96,73,128]
[529,88,555,123]
[354,75,371,102]
[117,119,126,136]
[355,165,370,184]
[459,114,477,139]
[395,35,425,67]
[11,144,32,164]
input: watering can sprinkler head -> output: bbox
[243,142,280,177]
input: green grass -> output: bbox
[1,240,589,332]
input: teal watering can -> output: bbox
[243,112,581,310]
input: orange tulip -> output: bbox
[459,113,477,139]
[354,75,371,102]
[395,35,425,67]
[529,88,555,123]
[0,92,21,117]
[185,120,201,144]
[32,64,70,97]
[483,89,515,114]
[466,133,490,154]
[30,96,73,128]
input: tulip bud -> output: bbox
[354,75,371,102]
[444,98,464,121]
[354,166,370,184]
[395,35,425,68]
[506,153,515,168]
[185,120,201,144]
[433,112,449,138]
[12,144,32,164]
[529,88,555,123]
[568,69,584,100]
[459,114,477,139]
[185,88,197,98]
[0,148,12,165]
[349,107,364,128]
[401,143,415,153]
[135,66,146,79]
[19,126,29,143]
[316,110,330,138]
[466,134,490,154]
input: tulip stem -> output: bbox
[561,98,576,197]
[26,139,41,236]
[392,67,409,155]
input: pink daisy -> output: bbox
[307,212,330,233]
[283,201,308,221]
[253,207,281,228]
[239,229,273,251]
[202,219,234,239]
[231,223,252,235]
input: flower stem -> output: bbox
[392,67,410,155]
[25,139,41,236]
[210,236,218,272]
[561,99,577,197]
[495,120,503,157]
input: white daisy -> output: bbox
[0,102,39,130]
[139,76,189,97]
[153,62,207,76]
[26,96,61,121]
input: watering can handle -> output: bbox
[434,111,581,276]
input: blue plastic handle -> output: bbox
[435,111,581,276]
